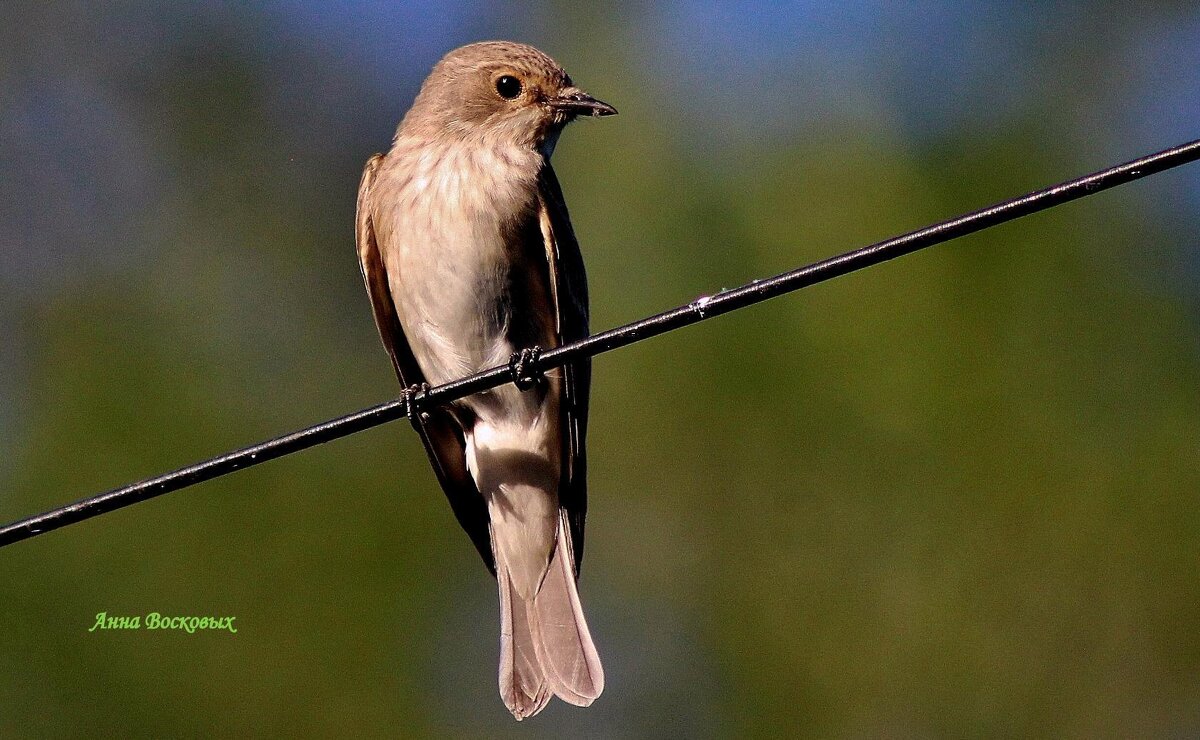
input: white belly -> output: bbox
[372,138,554,428]
[375,141,537,383]
[372,136,564,591]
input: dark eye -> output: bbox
[495,75,522,100]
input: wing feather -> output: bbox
[356,154,495,573]
[537,164,591,576]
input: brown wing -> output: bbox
[356,153,495,573]
[537,164,591,577]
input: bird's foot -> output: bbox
[509,346,544,391]
[402,382,431,424]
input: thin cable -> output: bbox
[3,138,1199,548]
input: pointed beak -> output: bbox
[547,87,618,117]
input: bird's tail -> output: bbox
[496,515,604,720]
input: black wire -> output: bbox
[3,138,1199,549]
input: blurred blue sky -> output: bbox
[5,1,1198,290]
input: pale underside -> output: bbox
[354,130,601,718]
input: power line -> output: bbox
[2,138,1199,549]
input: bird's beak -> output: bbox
[548,87,618,117]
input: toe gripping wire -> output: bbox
[402,345,543,429]
[509,346,545,391]
[403,383,430,424]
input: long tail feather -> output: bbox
[529,517,604,705]
[497,564,551,720]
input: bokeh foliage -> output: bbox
[1,2,1198,737]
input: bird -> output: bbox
[353,41,616,719]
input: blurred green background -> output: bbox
[2,2,1199,736]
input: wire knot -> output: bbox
[509,346,544,391]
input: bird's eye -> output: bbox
[495,75,522,100]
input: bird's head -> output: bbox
[399,41,616,154]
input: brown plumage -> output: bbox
[353,41,615,719]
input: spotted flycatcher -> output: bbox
[354,41,615,719]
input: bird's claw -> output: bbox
[403,382,432,424]
[509,346,544,391]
